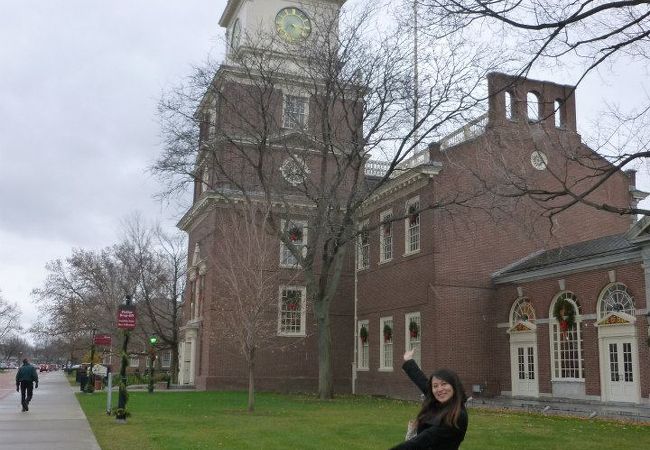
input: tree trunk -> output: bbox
[170,346,179,384]
[247,355,255,413]
[315,299,333,399]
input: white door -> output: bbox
[604,339,638,403]
[510,343,539,397]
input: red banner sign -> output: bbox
[117,306,137,330]
[93,334,112,346]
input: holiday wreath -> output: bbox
[553,297,576,334]
[409,321,419,338]
[383,323,393,342]
[359,325,368,343]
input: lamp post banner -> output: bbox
[117,305,137,330]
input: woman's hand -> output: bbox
[403,348,416,361]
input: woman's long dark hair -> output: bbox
[416,368,467,428]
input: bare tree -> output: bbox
[155,1,498,398]
[0,290,21,345]
[210,203,298,412]
[119,215,186,383]
[419,0,650,217]
[1,335,31,362]
[32,249,130,342]
[420,0,650,84]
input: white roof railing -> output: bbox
[365,113,488,177]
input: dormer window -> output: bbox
[283,95,307,129]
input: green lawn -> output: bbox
[76,391,649,450]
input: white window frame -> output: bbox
[161,351,172,368]
[404,197,420,256]
[280,219,308,268]
[379,210,393,263]
[357,320,369,370]
[597,282,635,320]
[357,220,370,270]
[405,312,421,367]
[278,285,307,336]
[283,94,308,129]
[549,292,584,381]
[129,356,140,368]
[379,316,394,371]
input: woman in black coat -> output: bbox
[389,349,468,450]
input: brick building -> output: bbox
[176,0,650,405]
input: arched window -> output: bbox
[527,91,540,122]
[598,283,635,319]
[510,297,536,325]
[554,99,563,128]
[550,292,584,380]
[505,91,513,120]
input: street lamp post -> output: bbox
[148,336,158,393]
[86,328,97,393]
[115,295,135,422]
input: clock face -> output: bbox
[280,156,310,186]
[530,151,548,170]
[231,19,241,50]
[275,8,311,42]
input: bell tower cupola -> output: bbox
[219,0,346,64]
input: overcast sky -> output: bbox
[0,0,229,335]
[1,1,649,339]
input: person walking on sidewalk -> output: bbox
[16,358,39,412]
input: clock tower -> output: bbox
[177,0,358,392]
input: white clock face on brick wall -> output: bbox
[530,150,548,170]
[280,156,310,186]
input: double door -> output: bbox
[510,341,539,397]
[602,338,639,403]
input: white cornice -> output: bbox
[177,189,317,231]
[219,0,242,27]
[361,163,442,214]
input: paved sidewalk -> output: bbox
[468,395,650,422]
[0,370,101,450]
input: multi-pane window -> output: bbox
[598,283,635,319]
[129,356,139,368]
[278,286,306,336]
[284,95,307,129]
[511,297,536,325]
[405,199,420,254]
[517,346,535,380]
[405,313,421,367]
[527,347,535,380]
[379,317,393,370]
[609,343,619,382]
[161,351,172,368]
[357,222,369,270]
[280,220,307,267]
[623,343,633,382]
[517,348,525,380]
[551,293,584,379]
[380,211,393,262]
[358,321,369,370]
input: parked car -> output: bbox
[39,364,48,372]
